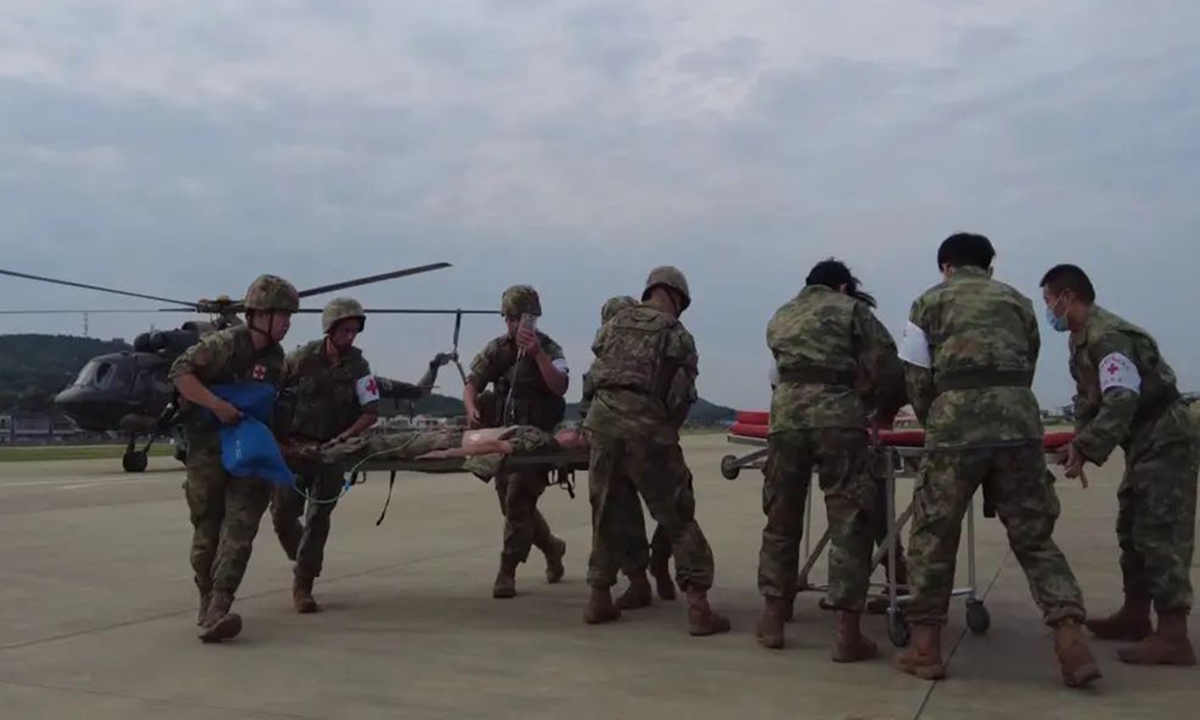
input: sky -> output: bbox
[1,0,1198,411]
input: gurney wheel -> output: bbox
[720,455,740,480]
[966,600,990,635]
[888,611,910,647]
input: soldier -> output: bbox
[581,294,678,607]
[894,233,1100,687]
[462,285,569,599]
[582,266,730,636]
[169,274,298,642]
[758,259,906,658]
[1040,263,1199,666]
[269,297,382,613]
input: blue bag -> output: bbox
[207,382,295,488]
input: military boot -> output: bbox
[616,570,653,610]
[1052,619,1102,687]
[584,586,621,625]
[197,590,211,627]
[1085,594,1152,641]
[756,596,788,649]
[894,623,946,680]
[197,591,243,643]
[649,549,676,600]
[543,537,566,584]
[1117,612,1197,666]
[293,570,319,614]
[783,592,796,622]
[833,611,878,663]
[493,556,519,599]
[686,588,732,636]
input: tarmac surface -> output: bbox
[0,433,1195,719]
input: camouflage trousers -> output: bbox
[905,442,1085,626]
[586,435,715,592]
[1117,438,1199,613]
[270,466,343,578]
[494,467,557,564]
[758,429,877,611]
[184,434,271,597]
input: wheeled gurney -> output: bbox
[719,411,1076,647]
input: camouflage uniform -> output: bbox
[581,294,676,605]
[271,298,379,612]
[169,274,298,642]
[582,266,729,635]
[466,285,568,597]
[1066,305,1199,664]
[757,284,906,655]
[896,263,1096,685]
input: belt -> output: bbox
[777,367,856,387]
[935,368,1033,394]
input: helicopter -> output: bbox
[0,264,493,472]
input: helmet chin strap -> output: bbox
[248,312,279,346]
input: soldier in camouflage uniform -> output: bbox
[582,266,730,636]
[581,295,678,607]
[1041,264,1199,666]
[270,297,382,613]
[894,234,1100,687]
[169,274,298,642]
[758,259,907,659]
[463,285,569,599]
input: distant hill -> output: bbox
[0,334,131,410]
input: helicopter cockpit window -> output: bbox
[132,370,157,400]
[72,360,102,387]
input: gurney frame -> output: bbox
[720,434,991,648]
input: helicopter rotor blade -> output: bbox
[0,309,166,314]
[295,262,453,300]
[0,267,199,309]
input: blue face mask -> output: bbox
[1045,297,1069,332]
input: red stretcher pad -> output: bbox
[730,411,1075,450]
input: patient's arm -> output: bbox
[416,427,514,459]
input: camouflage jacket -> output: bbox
[278,339,379,442]
[1069,304,1196,464]
[467,330,568,431]
[766,285,906,432]
[167,325,287,434]
[898,266,1044,449]
[582,303,698,443]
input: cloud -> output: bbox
[1,0,1199,412]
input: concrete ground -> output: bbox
[0,434,1195,719]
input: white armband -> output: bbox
[355,374,381,405]
[1098,352,1141,393]
[898,321,932,369]
[552,358,570,375]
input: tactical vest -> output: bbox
[588,309,677,402]
[491,336,566,432]
[282,345,369,441]
[177,327,285,432]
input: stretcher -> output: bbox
[719,411,1076,647]
[339,450,590,525]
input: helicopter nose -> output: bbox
[54,386,115,432]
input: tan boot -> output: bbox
[584,586,621,625]
[894,623,946,680]
[756,596,788,649]
[649,550,676,600]
[1117,612,1197,666]
[197,591,243,643]
[687,588,732,636]
[1085,594,1152,641]
[543,537,566,584]
[293,570,320,614]
[616,570,653,610]
[833,611,878,663]
[196,590,211,627]
[1053,619,1103,687]
[493,556,519,599]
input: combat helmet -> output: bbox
[600,295,637,323]
[642,265,691,311]
[244,274,300,313]
[501,284,542,317]
[322,297,366,333]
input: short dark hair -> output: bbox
[1040,264,1096,303]
[806,258,876,307]
[937,232,995,270]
